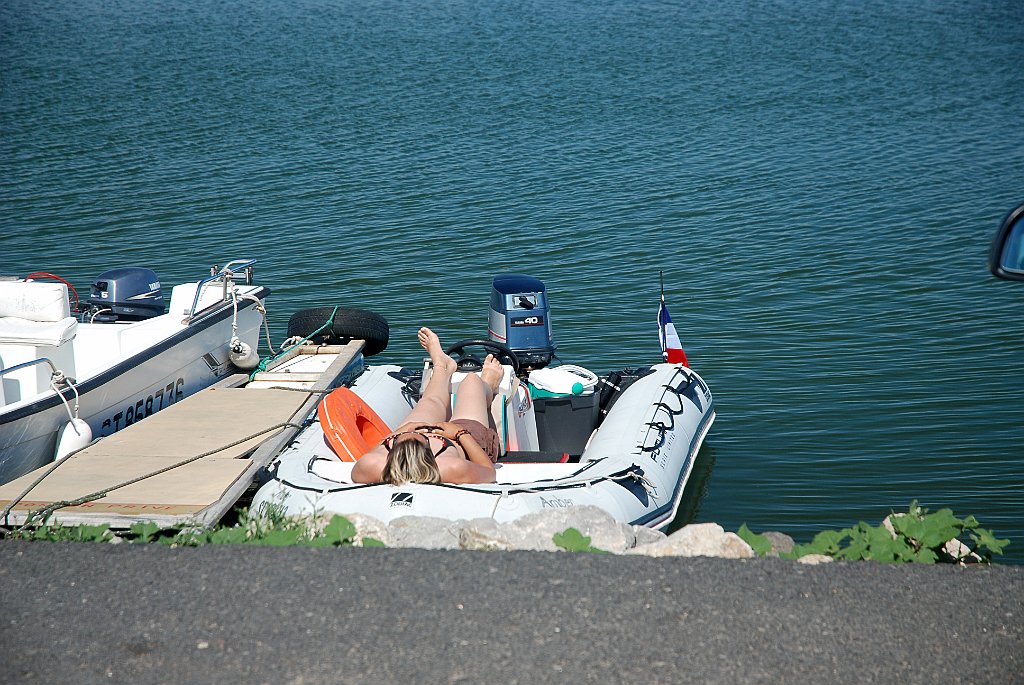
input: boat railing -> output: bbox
[185,259,257,323]
[0,356,81,411]
[0,356,62,381]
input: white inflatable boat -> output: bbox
[252,274,715,530]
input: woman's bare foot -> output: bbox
[418,327,456,375]
[480,354,503,395]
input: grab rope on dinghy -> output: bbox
[640,367,693,455]
[294,456,655,501]
[486,467,656,518]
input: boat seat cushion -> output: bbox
[0,316,78,347]
[0,281,71,321]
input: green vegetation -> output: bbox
[8,502,383,548]
[5,501,1009,563]
[743,502,1009,564]
[736,523,773,556]
[15,522,115,544]
[552,527,608,553]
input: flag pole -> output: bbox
[659,270,667,361]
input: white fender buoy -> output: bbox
[229,339,260,370]
[54,418,92,460]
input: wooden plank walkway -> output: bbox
[0,341,364,529]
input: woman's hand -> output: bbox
[434,421,463,439]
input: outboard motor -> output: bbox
[488,274,556,369]
[86,267,164,321]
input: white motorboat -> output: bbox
[252,274,715,529]
[0,259,269,485]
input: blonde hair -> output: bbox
[382,438,441,485]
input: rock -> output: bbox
[516,506,637,553]
[460,506,636,553]
[941,538,981,564]
[628,523,754,559]
[459,518,517,552]
[882,515,897,538]
[761,531,795,556]
[632,525,667,548]
[387,516,465,550]
[342,513,390,547]
[797,554,833,565]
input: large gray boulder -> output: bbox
[387,516,465,550]
[628,522,754,559]
[460,506,636,553]
[762,531,795,556]
[459,518,520,552]
[632,525,668,548]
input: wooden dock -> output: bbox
[0,341,364,529]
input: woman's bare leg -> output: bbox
[451,354,503,425]
[402,327,455,425]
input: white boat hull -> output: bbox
[0,279,268,484]
[253,363,715,529]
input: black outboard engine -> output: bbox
[488,274,556,369]
[86,267,165,321]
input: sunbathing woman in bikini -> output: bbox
[351,327,503,485]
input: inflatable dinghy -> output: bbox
[252,274,714,529]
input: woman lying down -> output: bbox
[351,327,501,485]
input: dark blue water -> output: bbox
[3,0,1022,560]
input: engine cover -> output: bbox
[86,267,164,321]
[488,274,556,369]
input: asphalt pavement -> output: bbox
[1,540,1021,684]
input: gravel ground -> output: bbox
[1,540,1021,684]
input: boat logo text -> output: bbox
[390,492,414,508]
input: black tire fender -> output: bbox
[286,307,389,357]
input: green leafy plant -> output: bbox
[9,505,382,549]
[128,521,161,543]
[553,527,607,553]
[165,510,368,548]
[16,523,115,543]
[780,502,1009,564]
[737,523,773,557]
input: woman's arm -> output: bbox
[454,432,495,471]
[350,449,386,483]
[440,456,496,484]
[434,423,496,483]
[435,422,494,469]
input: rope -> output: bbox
[1,440,96,526]
[233,291,276,355]
[309,458,651,500]
[484,468,655,496]
[639,367,690,454]
[9,421,302,532]
[249,305,340,381]
[50,374,80,423]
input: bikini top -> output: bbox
[381,424,457,459]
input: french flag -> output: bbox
[658,295,689,366]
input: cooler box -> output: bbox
[528,366,601,454]
[532,394,601,455]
